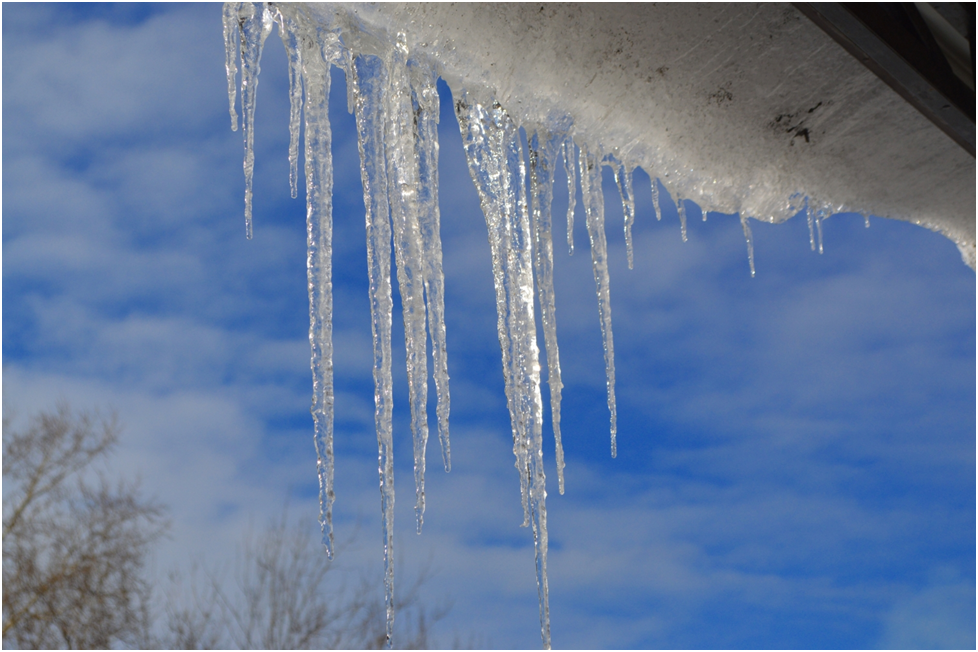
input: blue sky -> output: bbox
[3,3,975,649]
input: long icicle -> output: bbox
[579,145,618,458]
[509,113,551,652]
[411,58,452,473]
[351,53,397,649]
[299,27,336,559]
[456,96,527,524]
[529,131,566,494]
[237,2,273,240]
[385,36,430,535]
[456,94,551,649]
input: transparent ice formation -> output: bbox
[223,2,854,647]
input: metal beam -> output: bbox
[795,2,975,156]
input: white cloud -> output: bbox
[3,4,973,648]
[878,575,976,649]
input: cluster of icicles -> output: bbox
[223,3,854,648]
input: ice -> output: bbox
[231,2,273,240]
[221,3,876,648]
[411,60,452,474]
[383,36,432,536]
[222,4,239,131]
[612,158,636,270]
[529,132,566,494]
[578,145,618,459]
[297,19,337,560]
[741,215,756,278]
[456,95,527,524]
[651,176,663,221]
[815,203,827,254]
[563,139,577,255]
[350,52,397,646]
[456,95,551,647]
[677,195,689,243]
[273,10,303,199]
[806,197,816,251]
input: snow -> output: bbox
[224,2,974,648]
[295,2,975,268]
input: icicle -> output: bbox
[651,176,662,221]
[236,2,273,240]
[578,146,618,459]
[456,95,551,648]
[863,212,871,228]
[529,132,566,495]
[411,58,452,473]
[807,197,816,251]
[677,195,688,243]
[222,3,240,131]
[816,209,825,254]
[351,53,397,649]
[563,139,577,255]
[299,29,336,560]
[456,96,528,524]
[271,8,304,199]
[384,36,430,535]
[740,214,756,277]
[612,160,636,270]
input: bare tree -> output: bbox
[3,403,461,649]
[159,513,452,649]
[2,403,168,649]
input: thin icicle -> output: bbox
[740,214,756,277]
[563,139,577,255]
[677,195,688,243]
[816,209,825,254]
[807,197,816,251]
[809,199,828,254]
[651,176,662,221]
[222,3,240,131]
[612,160,636,269]
[384,36,430,535]
[237,3,273,240]
[529,131,566,494]
[299,31,336,560]
[863,212,871,228]
[456,94,551,649]
[351,53,397,649]
[411,58,452,473]
[579,145,618,459]
[272,8,304,199]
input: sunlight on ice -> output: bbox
[563,139,577,256]
[223,2,849,647]
[349,52,398,646]
[579,145,618,459]
[455,94,552,648]
[529,133,567,495]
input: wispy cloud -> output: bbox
[3,4,973,649]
